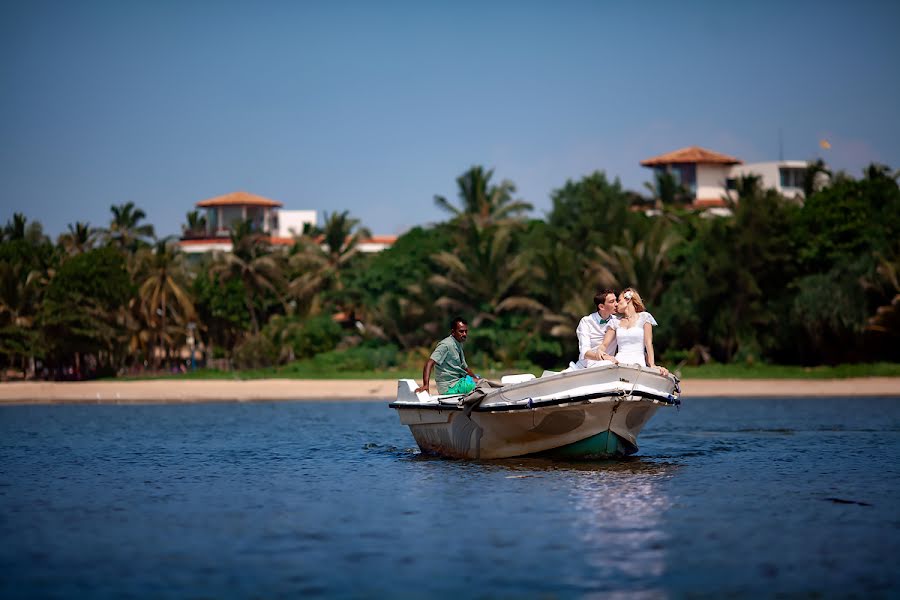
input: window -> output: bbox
[779,168,805,189]
[680,164,697,193]
[246,206,264,232]
[222,206,243,228]
[661,164,696,193]
[726,178,737,191]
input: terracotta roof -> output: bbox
[179,235,397,247]
[274,235,398,246]
[196,191,284,208]
[640,146,742,166]
[364,235,398,244]
[693,198,728,208]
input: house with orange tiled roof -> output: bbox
[640,146,813,209]
[179,190,395,254]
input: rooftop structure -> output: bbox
[639,146,742,167]
[179,190,394,254]
[641,146,814,209]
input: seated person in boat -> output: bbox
[585,287,669,376]
[415,317,482,395]
[571,288,619,369]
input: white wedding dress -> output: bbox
[609,312,658,367]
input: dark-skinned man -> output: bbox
[415,317,481,395]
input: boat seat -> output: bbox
[500,373,536,384]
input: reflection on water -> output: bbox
[569,462,673,580]
[400,452,679,595]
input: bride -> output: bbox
[584,287,669,376]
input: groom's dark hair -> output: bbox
[594,289,616,307]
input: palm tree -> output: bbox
[586,222,681,306]
[288,210,371,313]
[863,163,897,182]
[0,262,46,375]
[864,240,900,337]
[210,220,285,334]
[182,210,208,239]
[803,159,832,198]
[644,170,691,208]
[58,222,97,255]
[104,202,155,252]
[2,213,47,244]
[430,225,542,327]
[133,238,197,367]
[522,236,594,342]
[363,283,442,349]
[434,166,533,228]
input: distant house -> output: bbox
[178,190,394,254]
[640,146,814,209]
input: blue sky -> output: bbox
[2,0,899,238]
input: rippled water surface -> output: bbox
[2,397,899,598]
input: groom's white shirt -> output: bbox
[575,312,618,368]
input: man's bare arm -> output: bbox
[415,359,437,393]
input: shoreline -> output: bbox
[0,377,898,404]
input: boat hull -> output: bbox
[390,363,678,459]
[397,398,658,459]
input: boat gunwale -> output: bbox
[388,389,679,412]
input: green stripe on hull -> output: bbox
[539,431,636,459]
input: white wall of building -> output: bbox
[695,164,732,201]
[729,161,808,199]
[277,210,317,237]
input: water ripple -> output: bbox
[0,398,897,598]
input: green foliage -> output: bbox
[464,314,565,370]
[104,202,155,252]
[547,171,643,251]
[231,333,279,369]
[287,210,371,316]
[345,224,454,301]
[434,165,533,228]
[4,159,900,377]
[656,179,802,363]
[40,247,133,363]
[266,314,343,361]
[45,246,132,310]
[299,343,401,372]
[193,268,250,352]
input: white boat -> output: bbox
[389,363,680,459]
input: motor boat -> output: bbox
[389,362,680,459]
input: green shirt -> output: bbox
[430,335,469,394]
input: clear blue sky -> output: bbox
[2,0,899,238]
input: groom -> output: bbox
[573,289,619,369]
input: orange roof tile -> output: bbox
[640,146,742,166]
[364,235,398,244]
[693,198,728,208]
[196,191,284,208]
[180,236,397,247]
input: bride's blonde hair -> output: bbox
[622,287,646,312]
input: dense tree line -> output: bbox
[1,162,898,379]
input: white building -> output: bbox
[640,146,814,208]
[728,160,808,200]
[277,209,317,238]
[179,190,394,254]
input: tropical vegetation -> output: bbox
[1,162,898,380]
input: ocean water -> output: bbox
[1,397,898,599]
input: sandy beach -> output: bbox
[0,377,898,404]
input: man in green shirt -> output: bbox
[415,317,481,395]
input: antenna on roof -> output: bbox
[778,127,784,162]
